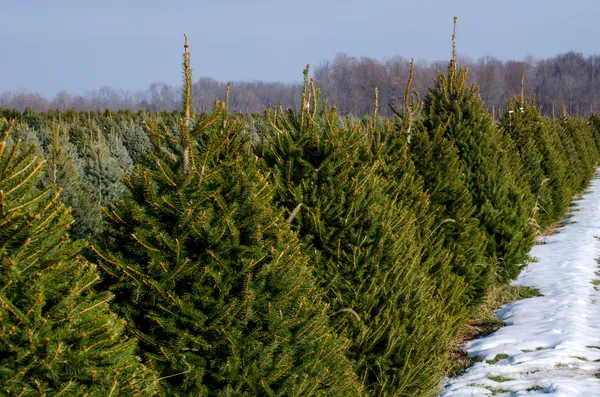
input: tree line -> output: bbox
[2,51,600,117]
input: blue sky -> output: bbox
[1,0,598,97]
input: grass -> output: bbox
[593,261,600,291]
[487,354,509,364]
[534,218,572,244]
[571,355,588,361]
[446,284,541,377]
[491,388,512,395]
[526,385,545,391]
[534,224,559,245]
[488,375,513,382]
[467,384,513,396]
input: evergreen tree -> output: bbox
[261,72,469,396]
[41,123,102,240]
[555,112,598,194]
[119,119,153,164]
[499,94,558,230]
[106,129,134,173]
[0,119,157,396]
[10,122,44,149]
[408,118,491,302]
[534,117,573,223]
[381,62,491,303]
[422,19,536,281]
[589,114,600,153]
[83,128,127,207]
[92,38,363,396]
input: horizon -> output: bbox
[0,48,594,99]
[2,1,599,97]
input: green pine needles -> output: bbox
[387,59,491,304]
[0,119,156,396]
[260,70,470,396]
[92,38,363,396]
[422,24,536,281]
[4,25,600,397]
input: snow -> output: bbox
[440,174,600,396]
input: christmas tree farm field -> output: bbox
[2,31,600,396]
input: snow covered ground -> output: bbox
[440,175,600,397]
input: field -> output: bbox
[2,34,600,396]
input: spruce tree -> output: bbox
[41,123,102,240]
[535,117,572,222]
[92,37,363,396]
[0,119,156,396]
[499,87,556,230]
[383,62,490,303]
[261,72,470,396]
[555,111,598,194]
[589,114,600,153]
[83,128,127,207]
[10,122,44,149]
[119,119,153,164]
[408,118,491,302]
[106,129,134,174]
[422,19,535,281]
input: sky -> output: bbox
[1,0,599,97]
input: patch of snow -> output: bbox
[440,174,600,396]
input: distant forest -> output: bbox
[2,51,599,116]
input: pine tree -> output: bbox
[382,61,491,303]
[0,119,157,396]
[119,119,153,164]
[555,110,598,194]
[261,71,470,396]
[106,129,134,173]
[422,18,535,281]
[589,114,600,153]
[92,37,363,396]
[408,118,491,302]
[499,88,556,230]
[83,127,127,207]
[41,123,102,240]
[534,117,572,222]
[10,122,44,149]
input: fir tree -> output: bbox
[384,61,490,303]
[408,118,491,302]
[106,129,134,173]
[41,123,102,240]
[261,71,469,396]
[10,122,44,149]
[0,119,157,396]
[92,37,363,396]
[589,114,600,153]
[499,89,556,230]
[83,128,127,207]
[422,18,535,281]
[534,117,572,222]
[555,110,598,194]
[119,119,153,164]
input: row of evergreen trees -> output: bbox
[2,32,600,395]
[0,108,152,242]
